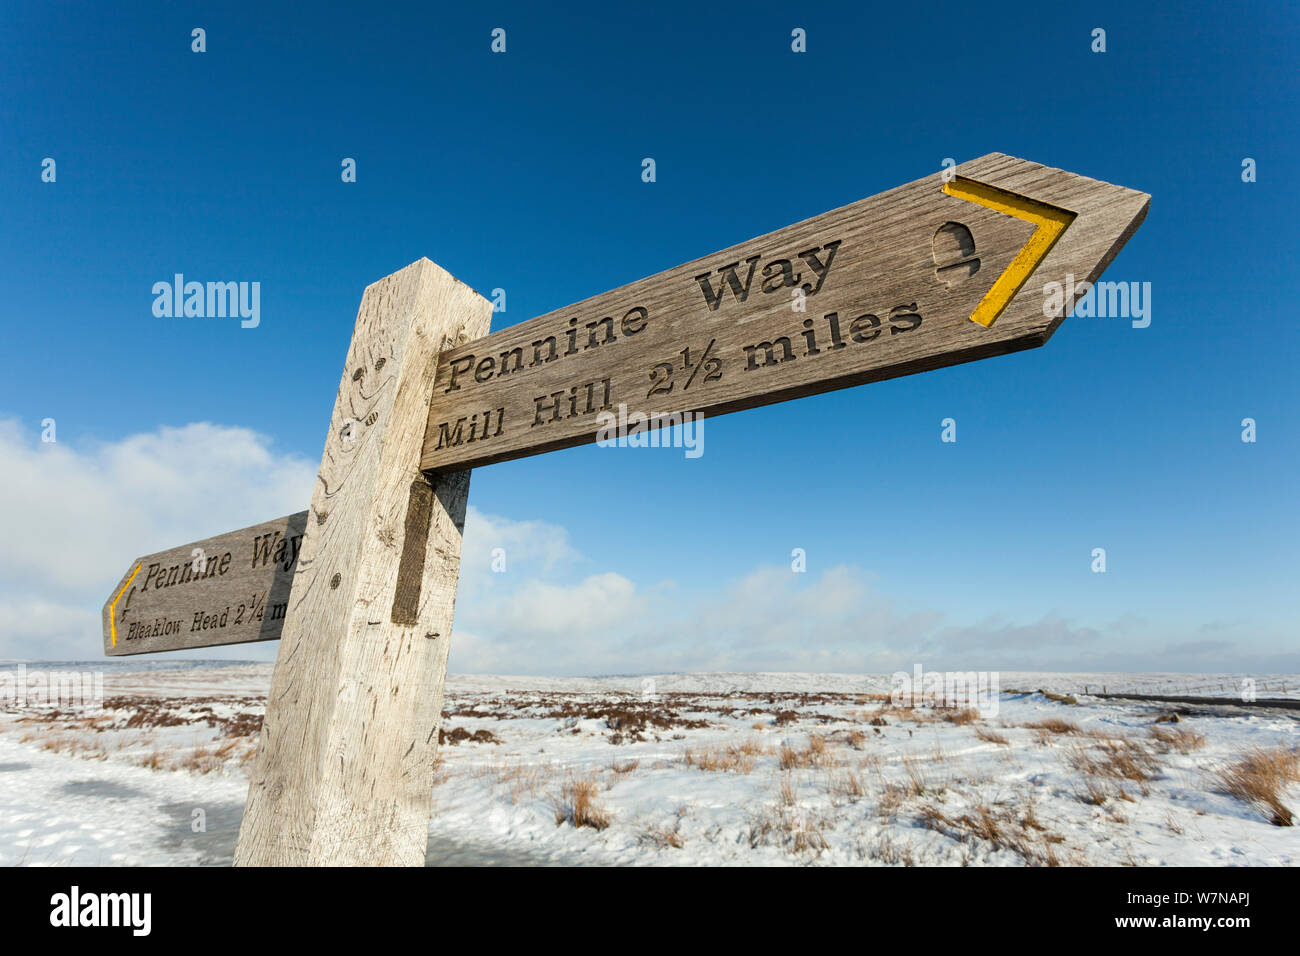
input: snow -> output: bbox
[1,663,1297,866]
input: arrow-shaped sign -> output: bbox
[419,153,1148,472]
[102,512,307,656]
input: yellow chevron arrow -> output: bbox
[108,563,141,647]
[943,177,1076,328]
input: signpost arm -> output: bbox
[234,259,492,866]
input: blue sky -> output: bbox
[1,1,1296,672]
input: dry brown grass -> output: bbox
[875,705,944,724]
[182,746,215,773]
[902,755,931,796]
[831,770,865,801]
[777,743,800,770]
[139,750,164,770]
[489,760,551,802]
[944,708,980,725]
[610,758,639,775]
[748,803,829,855]
[789,818,830,853]
[778,733,837,771]
[744,773,832,855]
[552,772,612,830]
[1038,690,1078,705]
[918,800,1065,865]
[975,726,1010,746]
[642,824,684,849]
[862,831,915,865]
[45,735,105,759]
[1067,737,1161,803]
[12,706,261,775]
[875,783,908,821]
[1149,724,1206,754]
[684,738,767,774]
[1079,777,1109,806]
[1072,738,1160,782]
[639,818,685,849]
[870,753,936,819]
[1216,747,1300,826]
[1020,792,1046,832]
[14,724,111,760]
[1023,718,1082,736]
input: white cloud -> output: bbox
[0,418,315,659]
[457,507,578,601]
[2,417,1292,675]
[448,560,945,675]
[447,558,1297,676]
[496,573,641,635]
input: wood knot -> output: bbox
[329,573,342,589]
[352,367,365,381]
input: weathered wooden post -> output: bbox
[231,259,492,866]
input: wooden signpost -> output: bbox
[101,154,1148,866]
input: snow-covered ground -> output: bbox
[1,663,1297,866]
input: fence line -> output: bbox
[1079,678,1293,699]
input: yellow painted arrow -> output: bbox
[942,176,1076,328]
[108,563,141,647]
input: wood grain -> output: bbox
[420,153,1149,472]
[101,512,306,656]
[233,258,492,867]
